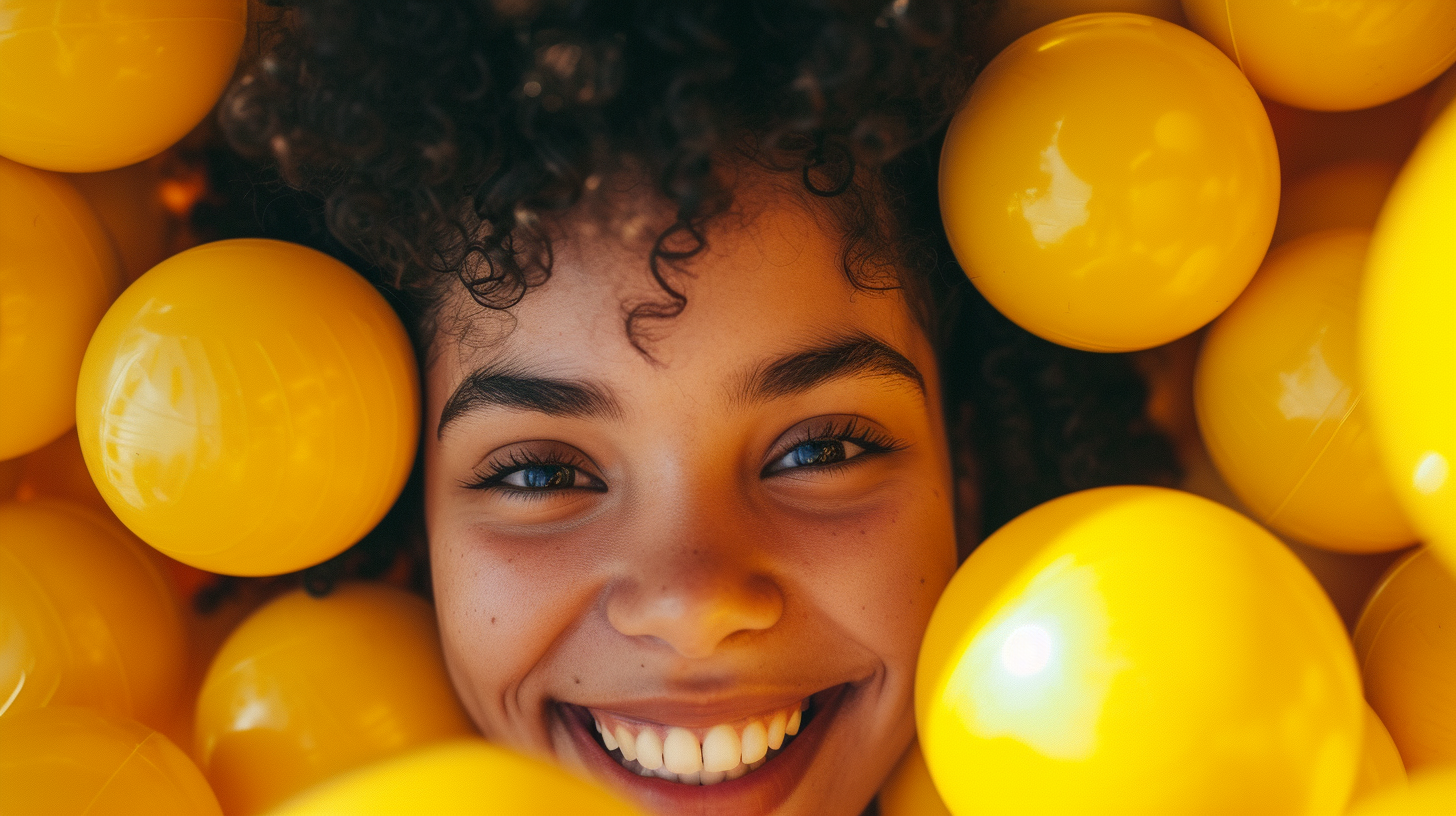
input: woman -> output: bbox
[200,1,1177,813]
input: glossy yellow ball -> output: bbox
[0,0,247,172]
[1354,548,1456,771]
[1349,767,1456,816]
[916,486,1362,816]
[1349,703,1408,809]
[1271,161,1400,248]
[1181,0,1456,112]
[0,706,221,816]
[76,239,420,576]
[0,157,121,460]
[0,500,188,733]
[268,739,644,816]
[1361,107,1456,569]
[940,13,1278,352]
[195,583,475,816]
[976,0,1186,59]
[1196,229,1416,553]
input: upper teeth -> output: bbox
[590,699,807,785]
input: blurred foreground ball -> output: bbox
[0,706,220,816]
[0,157,121,460]
[916,486,1362,816]
[1361,107,1456,568]
[76,239,419,576]
[1350,767,1456,816]
[1354,548,1456,771]
[195,584,474,816]
[1349,703,1408,808]
[1196,229,1416,553]
[1181,0,1456,112]
[0,500,188,733]
[268,739,643,816]
[940,13,1278,352]
[0,0,246,172]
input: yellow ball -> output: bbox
[1361,107,1456,570]
[1195,229,1417,553]
[76,239,419,576]
[1354,548,1456,771]
[0,156,121,460]
[939,13,1278,352]
[1349,767,1456,816]
[976,0,1187,59]
[1181,0,1456,112]
[1349,703,1409,809]
[0,500,189,733]
[195,583,476,816]
[267,739,643,816]
[1271,160,1400,248]
[915,486,1362,816]
[0,0,247,172]
[0,706,221,816]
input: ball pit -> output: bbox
[939,13,1278,352]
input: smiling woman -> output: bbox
[195,2,1180,814]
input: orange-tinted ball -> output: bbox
[0,706,221,816]
[1195,229,1416,553]
[940,13,1278,352]
[1271,161,1400,247]
[15,429,111,514]
[195,583,475,816]
[1349,703,1408,808]
[0,0,247,172]
[1354,548,1456,771]
[879,742,952,816]
[0,156,121,460]
[76,239,420,576]
[0,500,188,733]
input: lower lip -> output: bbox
[559,685,849,816]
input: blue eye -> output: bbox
[510,464,576,489]
[463,450,606,493]
[789,440,848,467]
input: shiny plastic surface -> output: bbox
[0,706,221,816]
[0,156,121,460]
[65,162,177,282]
[0,500,188,731]
[195,583,475,816]
[1181,0,1456,112]
[1271,161,1400,247]
[878,742,952,816]
[1195,230,1416,553]
[0,0,247,172]
[916,486,1362,816]
[1349,767,1456,816]
[939,13,1278,352]
[1350,703,1408,808]
[75,239,420,576]
[1354,548,1456,771]
[1361,107,1456,569]
[976,1,1186,59]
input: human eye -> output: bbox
[762,416,907,477]
[462,446,606,495]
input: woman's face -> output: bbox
[423,180,958,816]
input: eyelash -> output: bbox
[461,448,602,494]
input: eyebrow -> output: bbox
[437,365,622,438]
[736,333,926,406]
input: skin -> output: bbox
[423,175,959,816]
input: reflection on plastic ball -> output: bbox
[976,0,1186,60]
[878,742,952,816]
[1349,703,1408,808]
[0,706,221,816]
[1349,767,1456,816]
[1181,0,1456,112]
[1354,548,1456,771]
[195,583,476,816]
[1196,229,1416,553]
[0,0,247,172]
[916,486,1362,816]
[0,500,188,732]
[0,157,121,460]
[268,739,643,816]
[1271,161,1400,247]
[940,14,1278,352]
[76,239,420,576]
[1361,106,1456,567]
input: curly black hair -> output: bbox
[194,0,1179,595]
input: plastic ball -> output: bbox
[0,156,121,460]
[1349,767,1456,816]
[940,13,1278,352]
[878,742,952,816]
[1181,0,1456,112]
[268,739,644,816]
[195,583,475,816]
[0,0,247,172]
[75,238,420,576]
[65,161,177,283]
[1195,229,1417,553]
[1423,66,1456,131]
[1354,548,1456,771]
[1271,161,1400,247]
[1349,703,1409,808]
[15,429,111,514]
[0,457,20,500]
[0,706,221,816]
[1361,106,1456,568]
[976,0,1186,60]
[916,486,1362,816]
[0,500,188,733]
